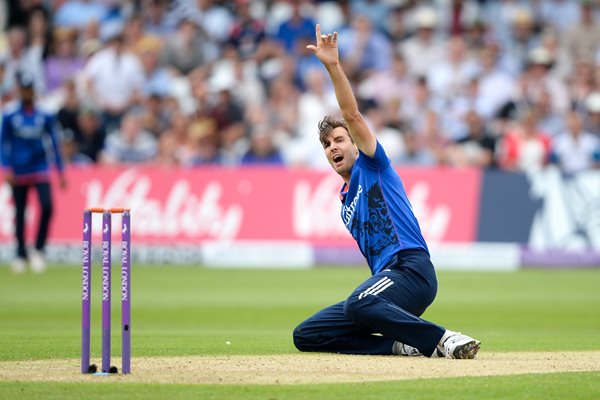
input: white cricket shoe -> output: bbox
[30,250,47,273]
[11,257,27,274]
[441,331,481,359]
[392,341,423,357]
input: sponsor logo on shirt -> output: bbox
[342,185,362,227]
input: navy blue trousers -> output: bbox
[293,249,446,357]
[12,182,53,259]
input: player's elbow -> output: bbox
[341,110,362,124]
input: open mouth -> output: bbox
[332,154,344,164]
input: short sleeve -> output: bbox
[357,141,391,171]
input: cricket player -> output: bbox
[293,25,481,359]
[1,72,67,273]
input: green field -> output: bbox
[1,265,599,399]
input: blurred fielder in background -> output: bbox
[1,72,67,273]
[293,25,480,359]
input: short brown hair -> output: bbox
[318,115,351,145]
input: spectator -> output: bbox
[292,68,338,167]
[3,26,44,94]
[207,44,265,109]
[274,0,315,55]
[57,79,81,138]
[81,28,145,132]
[584,92,600,137]
[122,14,148,53]
[100,110,158,164]
[396,131,437,166]
[142,0,175,36]
[502,8,539,73]
[538,0,581,34]
[160,17,215,76]
[357,53,415,106]
[568,59,596,112]
[538,29,571,80]
[207,85,244,131]
[400,7,446,78]
[383,3,411,44]
[522,47,570,115]
[0,58,15,105]
[362,99,405,164]
[44,28,85,94]
[442,77,486,141]
[399,77,444,138]
[474,43,517,120]
[462,20,488,53]
[350,0,390,33]
[247,74,298,142]
[179,118,220,166]
[54,0,109,29]
[446,110,496,168]
[419,109,448,165]
[74,104,106,162]
[5,0,43,29]
[338,14,393,76]
[437,0,482,36]
[483,2,534,54]
[533,89,565,138]
[563,0,600,66]
[426,35,480,100]
[61,129,94,166]
[240,126,285,166]
[139,92,171,137]
[135,36,173,99]
[551,112,600,174]
[293,38,326,91]
[192,0,234,44]
[497,109,552,173]
[228,0,267,60]
[26,6,52,60]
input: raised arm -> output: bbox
[306,24,377,157]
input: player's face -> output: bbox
[322,127,359,178]
[20,86,34,102]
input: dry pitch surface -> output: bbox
[1,352,599,384]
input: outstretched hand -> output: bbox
[306,24,339,66]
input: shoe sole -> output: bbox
[452,340,481,359]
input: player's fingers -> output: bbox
[333,32,338,44]
[327,33,333,42]
[306,45,317,53]
[315,24,321,43]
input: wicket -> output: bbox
[81,207,131,374]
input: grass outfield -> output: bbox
[1,266,599,399]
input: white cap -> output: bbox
[414,7,437,28]
[528,47,553,65]
[586,92,600,113]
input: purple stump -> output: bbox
[121,211,131,374]
[81,209,92,373]
[101,211,112,373]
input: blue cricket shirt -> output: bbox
[1,102,64,182]
[340,141,428,275]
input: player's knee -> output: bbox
[343,294,373,324]
[292,323,313,352]
[39,201,52,217]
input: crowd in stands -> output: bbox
[1,0,600,174]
